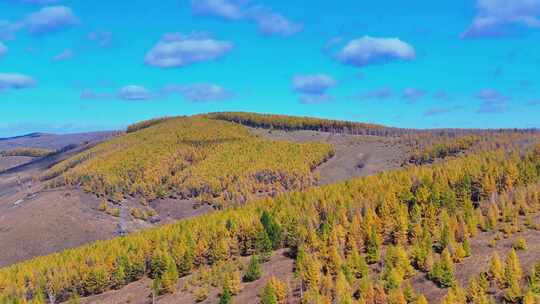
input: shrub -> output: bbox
[512,238,528,251]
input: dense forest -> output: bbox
[42,117,334,208]
[2,142,540,303]
[405,132,538,165]
[202,112,393,136]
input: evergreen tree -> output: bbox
[260,211,282,249]
[219,287,233,304]
[366,228,381,264]
[159,260,179,294]
[429,249,455,288]
[256,229,273,261]
[244,255,262,282]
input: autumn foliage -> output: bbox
[43,117,334,208]
[0,143,539,303]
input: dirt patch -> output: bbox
[0,189,117,267]
[0,156,35,172]
[251,128,405,185]
[150,198,214,225]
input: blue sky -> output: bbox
[0,0,539,136]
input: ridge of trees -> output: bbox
[0,148,54,158]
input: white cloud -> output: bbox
[299,94,333,104]
[191,0,245,20]
[190,0,302,37]
[24,6,79,35]
[462,0,540,38]
[338,36,416,67]
[402,88,426,102]
[292,74,336,95]
[52,48,73,61]
[144,33,233,68]
[292,74,336,104]
[248,7,303,36]
[164,83,234,102]
[475,88,510,113]
[87,30,113,48]
[118,85,153,101]
[0,73,37,90]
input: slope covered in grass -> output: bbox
[43,117,334,207]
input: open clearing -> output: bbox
[251,128,405,184]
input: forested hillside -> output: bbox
[2,143,540,303]
[43,117,334,208]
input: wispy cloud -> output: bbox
[163,83,234,102]
[0,73,37,91]
[52,48,73,61]
[117,85,154,101]
[354,88,393,101]
[462,0,540,39]
[424,105,463,117]
[248,6,303,36]
[80,89,113,100]
[191,0,302,37]
[87,30,113,48]
[191,0,245,20]
[144,33,233,68]
[81,83,235,103]
[338,36,415,67]
[475,88,510,113]
[434,90,450,100]
[402,88,426,102]
[0,42,7,58]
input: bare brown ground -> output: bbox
[0,182,216,268]
[250,128,405,185]
[76,249,297,304]
[0,156,34,172]
[0,188,117,267]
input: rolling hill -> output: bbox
[1,113,540,304]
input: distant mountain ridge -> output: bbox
[0,131,120,151]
